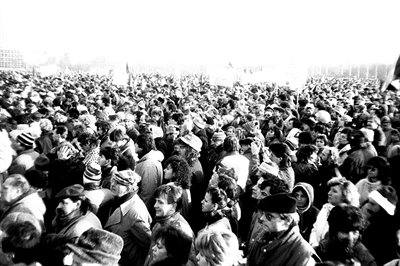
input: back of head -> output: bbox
[328,205,364,236]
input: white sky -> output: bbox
[0,0,399,67]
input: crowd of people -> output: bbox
[0,69,400,265]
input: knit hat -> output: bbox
[258,193,297,214]
[258,162,279,177]
[212,131,226,142]
[193,116,206,129]
[34,154,50,171]
[113,170,141,186]
[66,228,123,266]
[179,133,202,152]
[83,162,102,184]
[55,184,85,200]
[16,131,35,148]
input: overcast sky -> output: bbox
[0,0,399,67]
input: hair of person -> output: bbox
[136,133,156,155]
[289,118,302,129]
[164,155,191,189]
[176,139,200,166]
[298,131,314,145]
[55,125,68,136]
[223,135,240,153]
[195,229,240,266]
[69,197,93,215]
[95,120,112,133]
[259,176,290,194]
[153,225,193,265]
[77,132,98,148]
[315,134,329,145]
[296,144,318,163]
[6,174,31,195]
[154,184,183,212]
[268,142,291,169]
[365,156,390,185]
[327,204,364,235]
[100,146,120,166]
[339,127,353,140]
[268,126,284,141]
[327,177,360,207]
[319,146,340,165]
[117,154,136,171]
[171,112,185,125]
[218,177,239,202]
[109,128,129,142]
[349,130,366,148]
[206,186,228,210]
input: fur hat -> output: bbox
[17,131,35,148]
[258,193,297,214]
[83,162,102,184]
[66,228,123,266]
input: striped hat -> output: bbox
[83,162,102,184]
[113,170,141,186]
[17,132,35,148]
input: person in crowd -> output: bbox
[239,137,261,179]
[98,146,120,189]
[163,155,192,221]
[201,186,232,232]
[386,128,400,159]
[315,134,329,152]
[335,127,353,166]
[150,225,193,266]
[361,186,399,266]
[124,113,140,142]
[135,133,164,212]
[109,127,138,161]
[145,184,195,266]
[355,156,390,206]
[309,177,360,248]
[8,131,39,175]
[366,115,386,156]
[247,193,319,266]
[203,130,226,183]
[104,169,152,266]
[293,144,320,187]
[340,129,377,184]
[0,174,46,227]
[163,124,180,159]
[52,184,102,241]
[267,142,295,191]
[77,132,100,166]
[195,229,241,266]
[174,133,205,233]
[35,118,54,155]
[315,205,376,266]
[292,182,320,242]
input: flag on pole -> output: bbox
[383,54,400,91]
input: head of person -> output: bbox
[83,162,102,186]
[223,135,240,153]
[109,128,129,148]
[53,125,68,143]
[77,132,98,153]
[110,170,141,198]
[195,229,240,266]
[201,186,227,214]
[315,134,329,149]
[292,182,314,213]
[95,120,112,136]
[327,205,365,252]
[296,144,319,164]
[361,185,398,220]
[225,126,236,137]
[99,146,120,168]
[135,133,155,158]
[174,133,202,164]
[268,142,291,169]
[55,184,93,217]
[327,177,360,207]
[151,225,193,266]
[366,115,380,130]
[364,156,390,184]
[338,127,353,146]
[153,184,183,219]
[165,125,180,141]
[65,228,123,266]
[211,130,226,147]
[257,193,299,233]
[252,167,289,200]
[164,155,190,189]
[318,146,340,166]
[381,116,392,130]
[13,132,35,152]
[349,130,366,149]
[390,128,400,144]
[1,174,31,203]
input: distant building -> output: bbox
[0,49,25,69]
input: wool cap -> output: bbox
[83,162,102,184]
[67,228,124,266]
[258,193,297,214]
[55,184,85,200]
[17,131,35,148]
[179,133,202,152]
[113,170,141,186]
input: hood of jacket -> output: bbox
[293,182,314,213]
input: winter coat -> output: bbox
[55,211,102,241]
[0,189,46,227]
[8,149,40,175]
[188,159,205,234]
[105,193,152,266]
[309,203,334,247]
[293,182,320,242]
[135,150,164,211]
[0,129,13,173]
[247,224,319,266]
